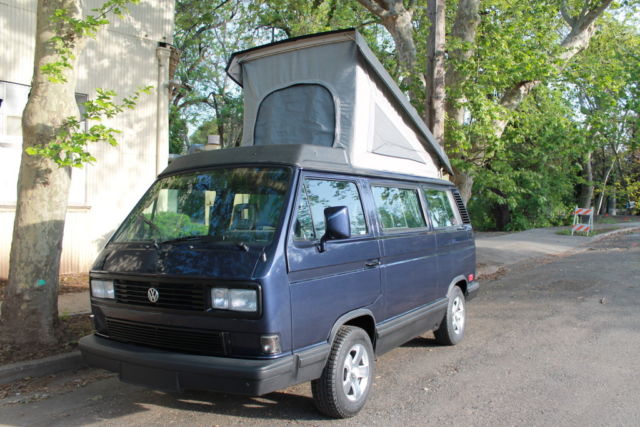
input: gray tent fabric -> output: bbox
[372,105,425,164]
[255,84,335,147]
[240,40,357,152]
[226,29,453,177]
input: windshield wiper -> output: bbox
[157,236,251,251]
[158,235,211,245]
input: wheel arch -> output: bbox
[447,275,468,297]
[329,309,377,350]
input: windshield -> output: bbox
[112,167,291,245]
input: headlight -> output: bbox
[211,287,257,312]
[91,280,115,299]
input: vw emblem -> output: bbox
[147,287,160,303]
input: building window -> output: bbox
[0,81,89,205]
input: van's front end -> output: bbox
[79,164,302,395]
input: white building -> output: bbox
[0,0,176,277]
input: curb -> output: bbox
[475,225,640,281]
[0,351,86,385]
[588,225,640,242]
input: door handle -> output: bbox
[365,259,381,268]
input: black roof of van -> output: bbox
[160,145,453,186]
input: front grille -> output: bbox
[452,190,471,224]
[114,280,206,311]
[106,318,227,356]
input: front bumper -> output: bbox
[79,334,298,396]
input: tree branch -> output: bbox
[576,0,612,32]
[407,0,417,14]
[560,0,576,26]
[356,0,389,18]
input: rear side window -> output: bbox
[423,189,461,228]
[372,186,426,231]
[294,178,367,241]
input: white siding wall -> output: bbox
[0,0,175,278]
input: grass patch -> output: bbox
[555,227,618,236]
[595,217,618,225]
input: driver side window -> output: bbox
[294,178,367,241]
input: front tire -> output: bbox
[311,326,374,418]
[435,286,466,345]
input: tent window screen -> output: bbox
[254,84,335,147]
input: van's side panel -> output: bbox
[434,226,475,293]
[286,173,382,351]
[367,181,440,320]
[378,231,440,318]
[422,187,476,295]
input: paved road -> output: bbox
[2,232,639,426]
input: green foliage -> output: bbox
[564,16,640,214]
[468,87,584,230]
[444,0,567,162]
[253,0,372,37]
[555,227,617,236]
[169,105,189,154]
[27,86,152,167]
[190,119,219,146]
[171,0,258,148]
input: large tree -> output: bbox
[566,16,640,212]
[1,0,142,346]
[356,0,615,201]
[170,0,248,150]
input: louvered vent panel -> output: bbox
[452,191,471,224]
[106,318,226,356]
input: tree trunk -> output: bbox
[578,151,594,208]
[1,0,82,346]
[492,202,511,231]
[596,157,616,215]
[453,168,474,203]
[425,0,445,146]
[355,0,423,98]
[445,0,480,131]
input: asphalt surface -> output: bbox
[1,232,639,426]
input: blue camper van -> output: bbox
[79,30,478,418]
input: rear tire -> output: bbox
[311,326,374,418]
[435,286,466,345]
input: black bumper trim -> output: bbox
[79,335,301,396]
[466,280,480,301]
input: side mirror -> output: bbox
[319,206,350,252]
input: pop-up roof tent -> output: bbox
[226,29,453,178]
